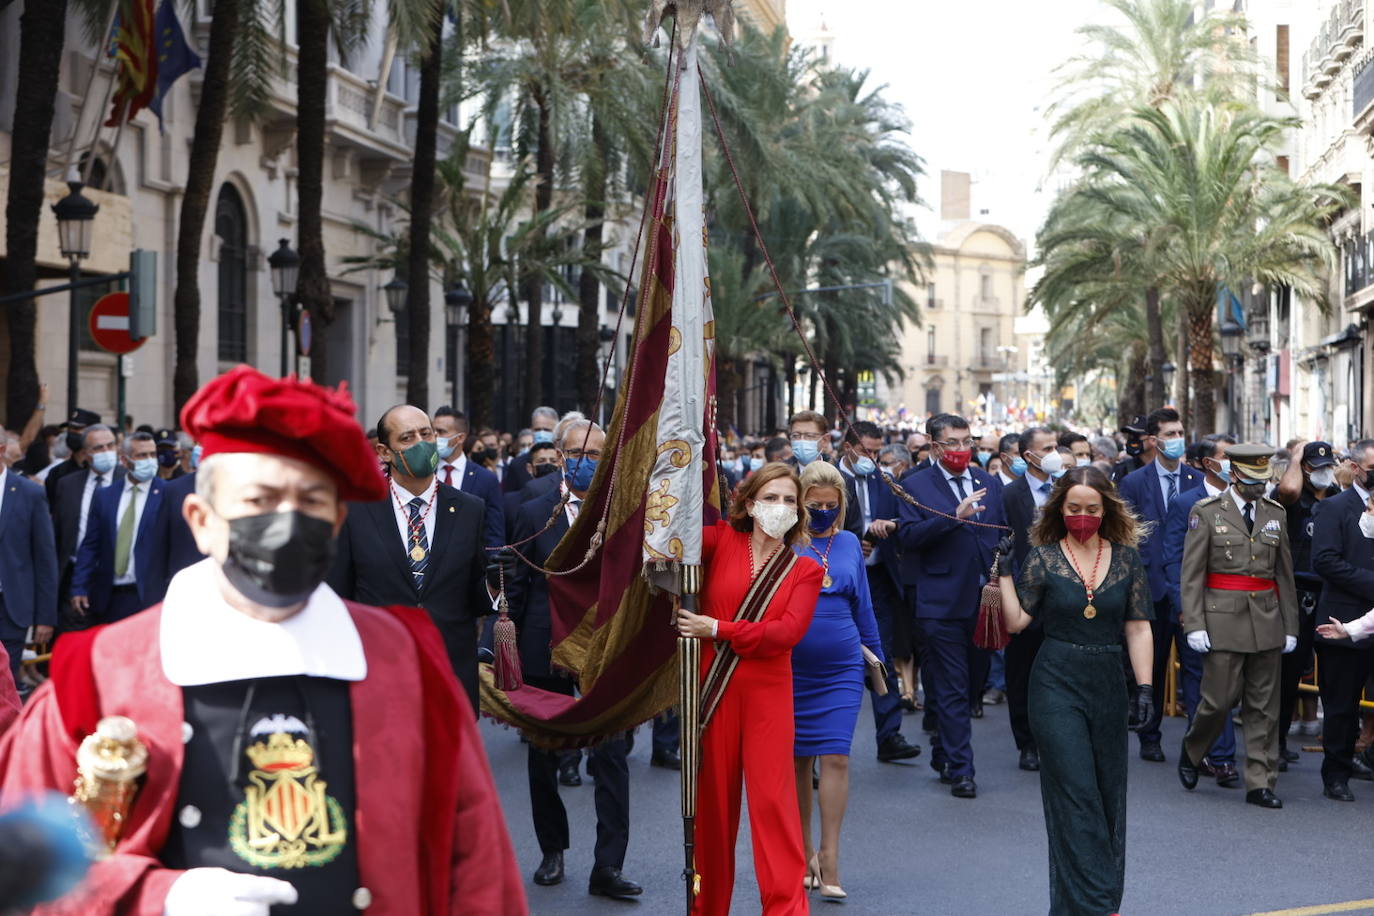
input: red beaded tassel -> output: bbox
[974,551,1010,651]
[492,559,523,691]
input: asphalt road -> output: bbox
[481,700,1374,916]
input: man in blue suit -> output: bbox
[1118,407,1202,762]
[0,420,58,683]
[70,431,167,623]
[1162,435,1239,786]
[434,406,506,551]
[898,413,1006,799]
[841,421,922,764]
[147,468,204,605]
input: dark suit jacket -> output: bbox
[44,457,83,503]
[328,482,492,675]
[147,471,203,605]
[442,460,505,550]
[1002,474,1038,578]
[0,472,59,630]
[1118,461,1203,602]
[897,463,1005,620]
[1162,484,1216,622]
[53,466,126,570]
[502,452,534,494]
[843,469,902,592]
[71,476,167,620]
[1312,487,1374,648]
[505,486,571,678]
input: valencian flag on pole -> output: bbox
[106,0,158,126]
[480,34,721,748]
[148,0,202,131]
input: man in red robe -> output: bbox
[0,367,526,916]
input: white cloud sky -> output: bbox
[786,0,1117,250]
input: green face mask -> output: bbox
[394,439,439,478]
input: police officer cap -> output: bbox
[1301,441,1336,469]
[1225,443,1274,482]
[65,407,101,428]
[1118,415,1146,436]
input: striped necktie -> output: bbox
[407,497,430,590]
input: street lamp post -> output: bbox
[267,239,300,377]
[445,283,473,410]
[1161,361,1177,402]
[1220,318,1244,435]
[382,276,408,324]
[52,172,99,413]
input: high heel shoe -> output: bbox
[803,854,820,890]
[818,860,846,900]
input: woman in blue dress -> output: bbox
[790,461,885,901]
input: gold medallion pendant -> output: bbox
[229,721,347,870]
[410,545,427,562]
[822,574,833,588]
[1083,604,1097,620]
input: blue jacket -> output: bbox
[0,472,59,630]
[1118,460,1203,603]
[147,471,204,605]
[897,463,1005,620]
[843,468,904,592]
[1161,484,1217,622]
[71,476,167,620]
[444,459,506,551]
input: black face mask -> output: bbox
[66,432,85,455]
[532,462,559,478]
[1235,481,1267,502]
[222,510,337,608]
[1125,440,1144,458]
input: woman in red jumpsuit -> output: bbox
[677,462,823,915]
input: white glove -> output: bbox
[1283,635,1298,654]
[164,868,298,916]
[1187,630,1211,654]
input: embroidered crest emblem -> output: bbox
[1188,515,1199,530]
[1263,519,1281,534]
[229,717,347,870]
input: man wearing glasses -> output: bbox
[896,413,1006,798]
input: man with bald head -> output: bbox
[328,404,498,709]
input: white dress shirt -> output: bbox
[1204,479,1224,498]
[841,462,880,567]
[76,468,113,556]
[937,462,973,501]
[438,453,468,490]
[390,476,439,554]
[562,481,583,527]
[161,558,366,686]
[112,479,150,586]
[1229,487,1258,527]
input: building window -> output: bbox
[395,293,410,377]
[215,184,248,363]
[979,272,992,301]
[926,282,936,308]
[979,328,992,364]
[925,387,941,415]
[926,327,936,361]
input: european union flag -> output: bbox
[148,0,201,131]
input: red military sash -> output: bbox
[699,546,798,730]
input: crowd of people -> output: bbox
[3,371,1374,914]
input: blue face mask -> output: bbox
[852,456,876,476]
[749,456,765,472]
[533,430,555,445]
[1216,459,1231,484]
[565,456,598,492]
[90,450,117,475]
[1009,456,1027,477]
[436,437,456,460]
[976,450,993,466]
[1051,468,1067,480]
[190,444,203,470]
[808,506,840,533]
[129,457,158,483]
[1159,437,1187,461]
[792,439,820,466]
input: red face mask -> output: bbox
[940,449,973,475]
[1064,514,1102,544]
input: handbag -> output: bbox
[861,645,888,695]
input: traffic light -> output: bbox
[129,249,157,340]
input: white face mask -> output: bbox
[750,502,797,540]
[1035,450,1064,476]
[1359,512,1374,540]
[1310,468,1335,491]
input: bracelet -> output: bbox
[35,404,46,410]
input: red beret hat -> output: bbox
[179,366,387,502]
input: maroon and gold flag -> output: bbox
[480,65,721,745]
[107,0,159,125]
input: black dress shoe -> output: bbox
[1351,754,1374,781]
[1019,748,1040,772]
[950,776,977,798]
[935,762,954,784]
[1280,745,1300,763]
[1212,761,1241,788]
[588,866,643,899]
[651,750,681,770]
[1139,740,1165,762]
[558,756,582,787]
[970,702,984,719]
[1245,788,1282,809]
[877,733,922,762]
[1278,757,1288,772]
[1178,745,1199,790]
[1324,780,1356,802]
[534,852,564,886]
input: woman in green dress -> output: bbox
[995,466,1155,916]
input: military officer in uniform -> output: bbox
[1177,444,1299,809]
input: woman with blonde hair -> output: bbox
[676,462,823,915]
[790,460,884,900]
[994,465,1154,916]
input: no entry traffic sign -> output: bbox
[88,292,147,355]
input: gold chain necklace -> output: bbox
[807,535,836,589]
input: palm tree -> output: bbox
[2,0,68,426]
[1067,102,1346,431]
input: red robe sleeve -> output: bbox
[715,559,822,658]
[0,644,19,735]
